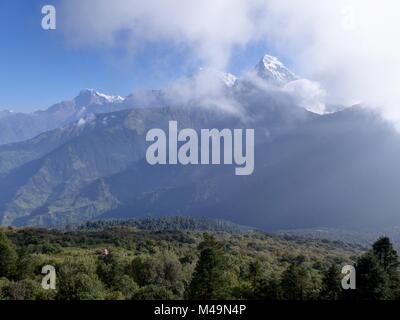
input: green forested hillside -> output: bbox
[80,216,254,233]
[2,216,391,300]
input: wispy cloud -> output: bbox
[61,0,400,125]
[60,0,269,69]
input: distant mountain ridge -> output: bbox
[0,89,129,145]
[0,54,321,146]
[1,54,399,232]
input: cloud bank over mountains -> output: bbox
[0,54,327,145]
[60,0,400,126]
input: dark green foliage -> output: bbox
[373,237,399,272]
[82,216,252,234]
[280,263,311,300]
[96,251,126,288]
[37,242,63,254]
[0,232,18,279]
[116,275,139,299]
[130,255,165,286]
[253,276,281,300]
[0,278,11,299]
[132,285,175,300]
[347,237,400,300]
[15,249,38,281]
[0,219,399,301]
[3,279,52,300]
[248,260,265,288]
[354,252,389,300]
[56,258,105,300]
[320,264,342,300]
[129,251,184,297]
[372,236,400,298]
[186,234,232,300]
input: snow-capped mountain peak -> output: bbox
[77,89,125,105]
[218,71,237,88]
[93,90,125,103]
[255,54,298,85]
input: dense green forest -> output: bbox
[0,217,398,300]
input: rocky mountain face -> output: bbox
[1,55,398,230]
[0,89,127,146]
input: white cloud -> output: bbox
[163,69,246,116]
[60,0,400,125]
[257,0,400,124]
[60,0,269,68]
[283,79,327,115]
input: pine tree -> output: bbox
[253,275,281,300]
[248,260,264,288]
[372,237,399,272]
[355,252,390,300]
[280,262,310,300]
[371,237,400,298]
[320,264,342,300]
[0,231,18,279]
[186,234,230,300]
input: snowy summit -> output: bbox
[255,54,298,85]
[76,89,125,106]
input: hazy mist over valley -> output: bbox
[0,54,399,233]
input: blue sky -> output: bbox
[0,0,281,112]
[0,1,397,127]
